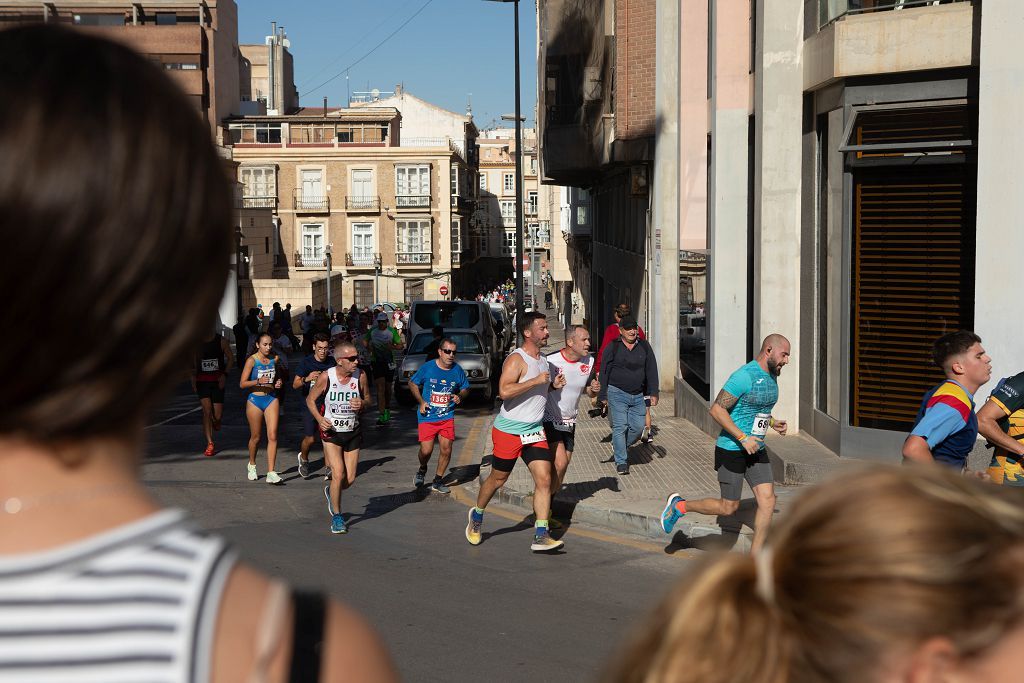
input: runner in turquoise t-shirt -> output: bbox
[660,334,792,555]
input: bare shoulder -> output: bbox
[322,599,400,683]
[211,563,398,683]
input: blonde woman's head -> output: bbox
[611,466,1024,683]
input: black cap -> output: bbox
[619,315,638,330]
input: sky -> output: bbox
[237,0,538,128]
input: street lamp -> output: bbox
[485,0,525,336]
[325,243,333,315]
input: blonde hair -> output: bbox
[609,466,1024,683]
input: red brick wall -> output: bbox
[614,0,656,140]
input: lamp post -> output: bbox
[487,0,525,336]
[325,244,332,315]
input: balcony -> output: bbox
[396,252,432,267]
[242,196,277,209]
[501,215,517,227]
[293,251,328,268]
[346,252,380,269]
[396,195,430,209]
[820,0,968,26]
[346,196,381,213]
[293,190,330,213]
[525,205,538,218]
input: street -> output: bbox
[142,370,692,682]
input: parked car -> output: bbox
[395,329,493,403]
[680,313,707,353]
[409,300,501,364]
[489,302,513,352]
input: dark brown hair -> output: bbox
[0,25,232,441]
[932,330,982,369]
[517,311,546,336]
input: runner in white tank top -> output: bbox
[306,342,371,535]
[543,325,601,500]
[465,312,565,552]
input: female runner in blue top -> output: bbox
[240,332,285,484]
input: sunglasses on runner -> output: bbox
[440,348,456,355]
[339,355,359,362]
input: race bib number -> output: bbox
[200,359,218,372]
[751,413,771,437]
[520,430,545,445]
[331,414,356,432]
[429,393,453,409]
[256,368,275,384]
[552,419,575,432]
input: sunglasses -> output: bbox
[440,348,457,355]
[339,355,359,362]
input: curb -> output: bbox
[467,416,752,551]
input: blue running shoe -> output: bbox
[431,480,451,495]
[661,493,685,534]
[330,513,347,535]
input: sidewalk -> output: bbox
[469,317,844,551]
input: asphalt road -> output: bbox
[142,362,693,683]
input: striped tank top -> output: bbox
[0,508,237,682]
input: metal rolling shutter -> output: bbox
[851,167,976,431]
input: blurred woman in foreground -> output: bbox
[0,24,396,683]
[611,465,1024,683]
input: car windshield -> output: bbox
[413,303,480,329]
[408,332,483,355]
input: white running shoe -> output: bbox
[246,463,258,481]
[266,471,283,485]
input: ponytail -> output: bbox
[607,553,791,683]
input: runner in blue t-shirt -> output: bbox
[660,334,792,555]
[292,332,336,479]
[408,337,469,494]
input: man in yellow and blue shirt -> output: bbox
[978,370,1024,486]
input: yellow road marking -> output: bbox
[451,412,693,559]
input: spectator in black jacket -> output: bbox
[598,315,659,475]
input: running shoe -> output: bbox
[465,508,483,545]
[324,484,334,515]
[640,427,654,444]
[298,453,310,479]
[383,409,392,423]
[530,530,564,552]
[661,493,685,534]
[204,443,215,457]
[330,513,347,535]
[246,463,258,481]
[324,467,332,481]
[414,468,427,488]
[431,481,451,495]
[616,463,630,475]
[265,470,283,485]
[376,413,386,426]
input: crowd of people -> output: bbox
[7,24,1024,683]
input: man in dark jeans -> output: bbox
[598,316,659,475]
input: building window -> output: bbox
[501,230,516,257]
[396,165,430,207]
[228,123,282,144]
[351,223,375,265]
[503,172,515,194]
[529,156,537,175]
[477,233,489,255]
[396,219,431,263]
[500,200,516,226]
[297,169,325,210]
[479,173,487,191]
[73,13,126,25]
[164,62,199,70]
[354,280,374,309]
[239,166,276,207]
[527,190,538,215]
[450,165,459,196]
[301,223,325,264]
[451,219,462,253]
[351,169,374,207]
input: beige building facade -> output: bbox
[226,107,475,311]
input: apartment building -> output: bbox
[225,106,473,310]
[473,128,550,291]
[0,0,242,141]
[239,22,298,115]
[537,0,657,373]
[351,86,480,293]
